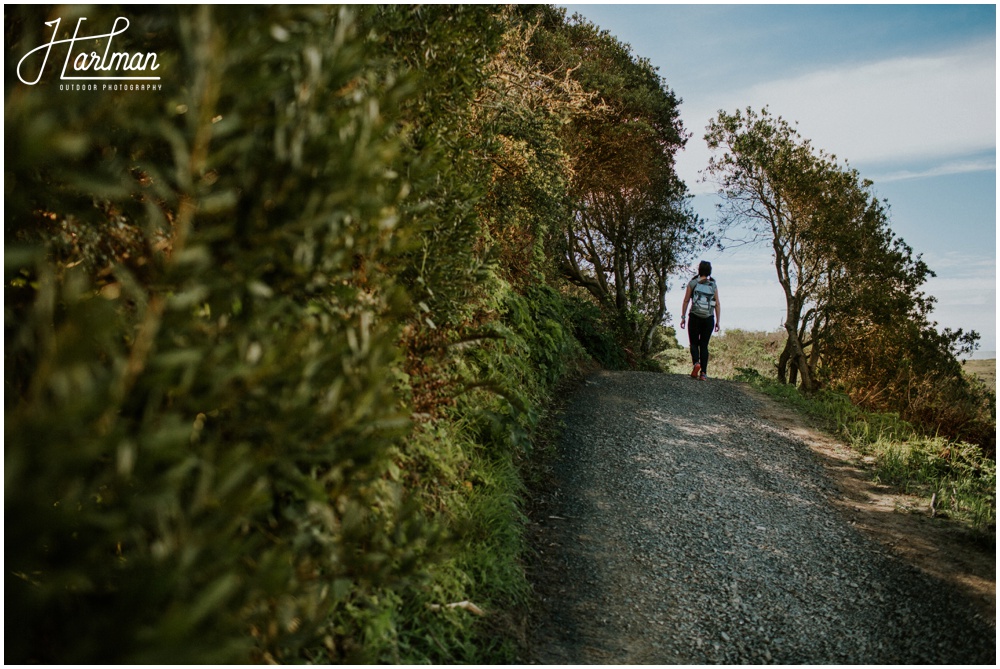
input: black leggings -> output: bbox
[688,314,714,374]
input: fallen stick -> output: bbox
[428,600,485,616]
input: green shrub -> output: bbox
[564,295,628,369]
[6,5,431,663]
[4,4,622,663]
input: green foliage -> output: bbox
[365,277,584,663]
[644,325,682,372]
[527,10,702,360]
[362,4,506,331]
[473,11,584,289]
[706,108,993,454]
[7,5,431,663]
[5,4,624,664]
[563,295,629,370]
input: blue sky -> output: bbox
[562,3,997,355]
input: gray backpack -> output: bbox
[690,279,716,318]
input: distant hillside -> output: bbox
[963,358,996,389]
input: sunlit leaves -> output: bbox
[535,13,700,356]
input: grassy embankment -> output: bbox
[662,329,996,534]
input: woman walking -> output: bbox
[680,261,721,380]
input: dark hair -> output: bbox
[698,260,712,277]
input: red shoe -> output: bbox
[700,373,708,381]
[690,363,701,379]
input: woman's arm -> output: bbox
[714,287,721,332]
[680,284,692,329]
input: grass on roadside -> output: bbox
[693,329,995,534]
[735,367,996,534]
[660,328,994,533]
[657,327,785,378]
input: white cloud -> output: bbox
[679,39,996,194]
[920,250,997,274]
[869,157,996,183]
[670,39,996,348]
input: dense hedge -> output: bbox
[7,6,427,662]
[5,4,674,663]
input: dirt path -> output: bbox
[523,371,995,664]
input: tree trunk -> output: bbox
[775,254,815,391]
[785,325,814,392]
[777,339,791,384]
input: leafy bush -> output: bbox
[5,4,603,663]
[721,328,995,458]
[563,295,628,370]
[6,5,435,663]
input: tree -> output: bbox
[704,107,991,453]
[705,107,855,390]
[531,12,701,358]
[471,7,593,289]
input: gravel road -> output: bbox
[525,370,995,664]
